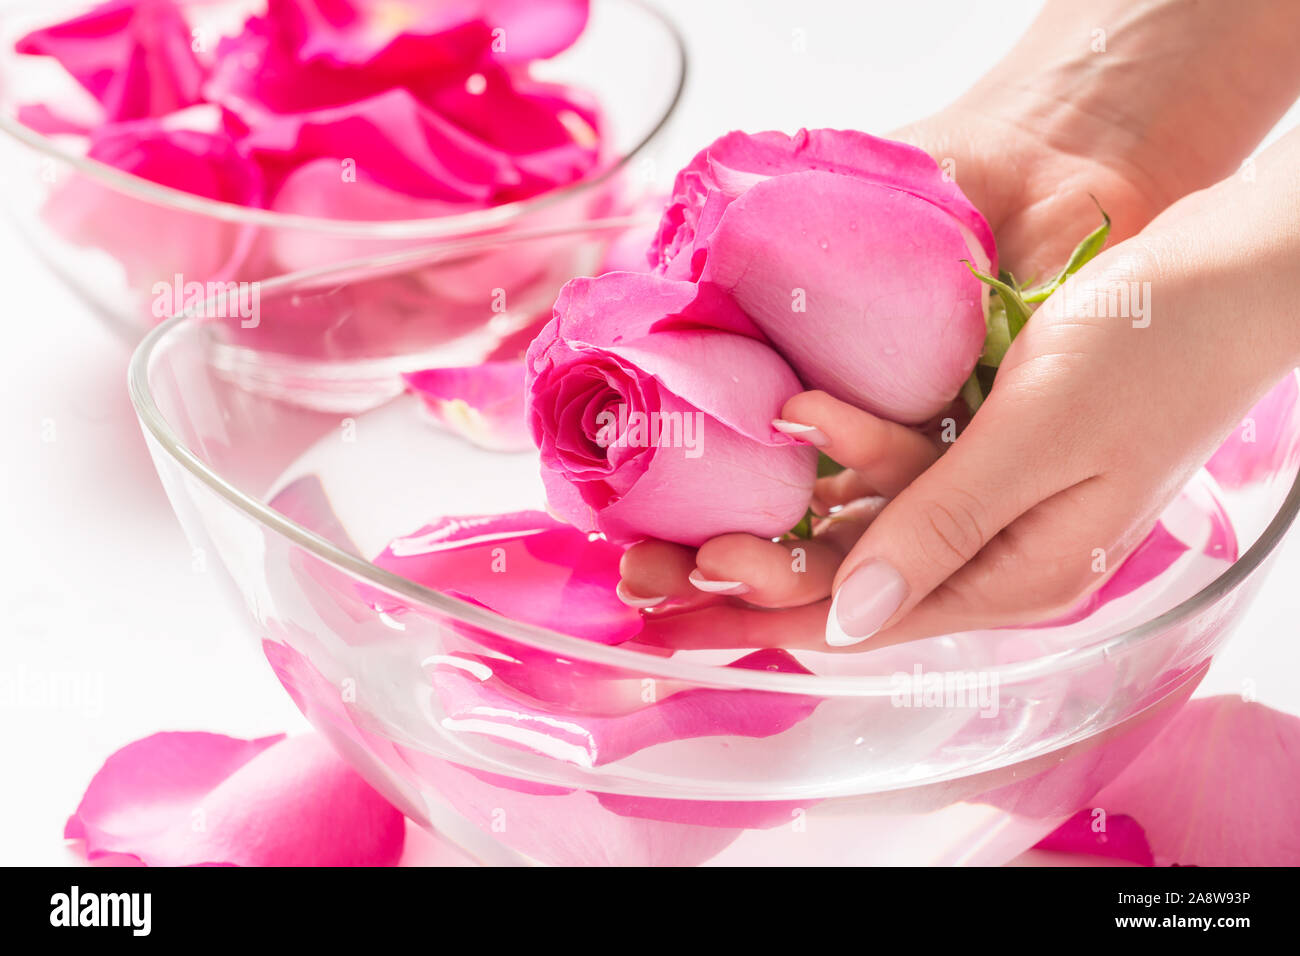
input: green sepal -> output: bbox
[960,371,985,415]
[962,259,1032,341]
[787,508,815,540]
[1022,197,1111,303]
[816,452,844,478]
[979,298,1013,367]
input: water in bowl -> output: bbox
[255,395,1235,865]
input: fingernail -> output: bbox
[826,559,907,646]
[772,419,829,447]
[616,581,666,609]
[688,569,751,596]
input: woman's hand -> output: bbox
[625,127,1300,649]
[822,131,1300,646]
[619,0,1300,642]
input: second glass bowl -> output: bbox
[0,0,685,379]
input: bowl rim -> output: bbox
[127,288,1300,696]
[0,0,687,238]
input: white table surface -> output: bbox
[2,0,1297,866]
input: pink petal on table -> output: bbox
[1033,809,1154,865]
[66,732,405,866]
[16,0,205,122]
[428,647,820,767]
[1083,696,1300,866]
[373,510,643,644]
[404,361,533,452]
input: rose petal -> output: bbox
[699,169,987,424]
[477,0,590,62]
[651,128,996,281]
[1033,809,1154,865]
[1207,373,1300,489]
[17,103,93,136]
[372,510,643,644]
[427,647,820,768]
[16,0,205,122]
[66,732,405,866]
[590,392,817,547]
[44,107,261,290]
[403,755,742,865]
[403,361,533,452]
[1084,696,1300,866]
[526,272,817,545]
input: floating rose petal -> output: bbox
[66,731,405,866]
[407,756,741,865]
[17,103,93,136]
[404,361,533,452]
[16,0,206,122]
[373,510,643,645]
[1207,373,1300,489]
[427,647,820,768]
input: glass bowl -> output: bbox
[129,266,1300,864]
[0,0,685,363]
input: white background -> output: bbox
[2,0,1298,866]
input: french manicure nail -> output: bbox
[616,581,666,609]
[772,419,829,447]
[688,569,751,596]
[825,559,907,646]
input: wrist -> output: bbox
[958,0,1300,211]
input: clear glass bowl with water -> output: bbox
[128,251,1300,865]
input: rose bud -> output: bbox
[651,128,997,425]
[525,272,817,546]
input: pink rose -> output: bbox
[525,272,817,546]
[651,129,996,425]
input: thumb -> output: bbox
[824,407,1061,647]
